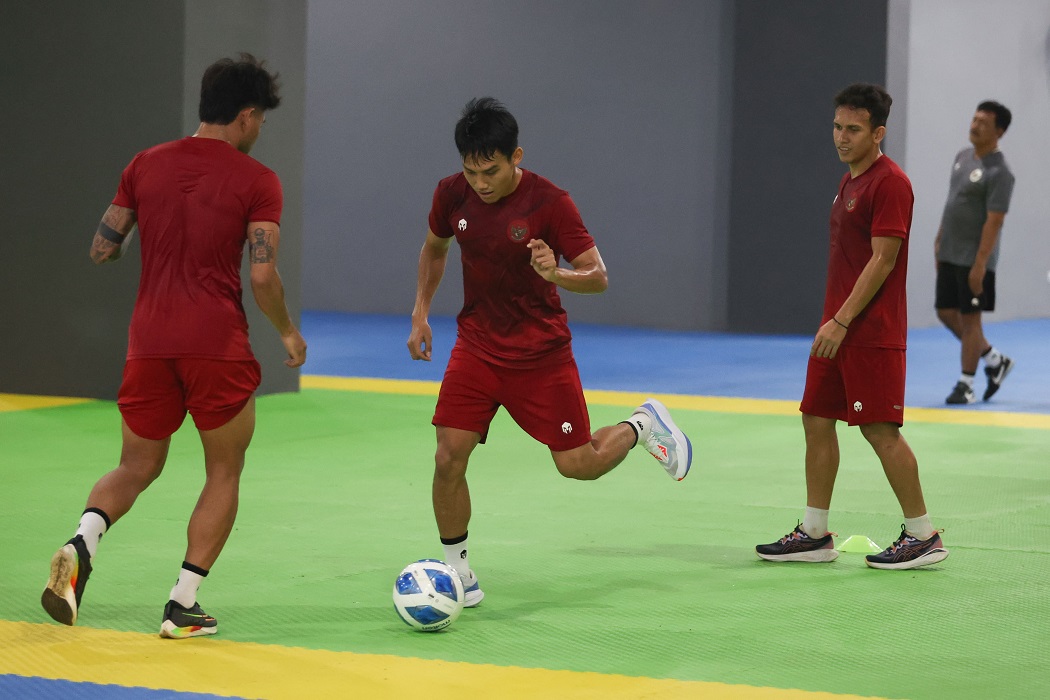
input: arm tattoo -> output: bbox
[249,227,275,263]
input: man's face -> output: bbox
[969,110,1000,150]
[833,106,883,166]
[462,148,522,204]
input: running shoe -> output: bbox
[633,398,692,480]
[983,356,1014,401]
[160,600,218,638]
[41,535,93,626]
[461,570,484,608]
[865,525,949,570]
[756,524,839,562]
[945,381,976,405]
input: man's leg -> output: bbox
[936,307,963,341]
[86,420,171,522]
[549,423,636,480]
[433,426,483,605]
[959,311,989,376]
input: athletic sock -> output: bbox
[621,410,653,448]
[75,508,111,560]
[169,561,209,608]
[904,514,936,540]
[982,346,1003,368]
[440,533,472,581]
[959,372,975,388]
[801,507,830,538]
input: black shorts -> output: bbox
[935,262,996,314]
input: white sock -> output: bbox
[169,564,207,608]
[959,372,975,388]
[623,410,653,447]
[75,511,108,560]
[441,535,473,581]
[801,507,830,538]
[983,346,1003,368]
[904,514,935,540]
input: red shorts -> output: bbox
[433,344,592,452]
[800,345,906,426]
[117,358,261,440]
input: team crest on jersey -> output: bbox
[969,168,983,183]
[507,219,529,242]
[458,218,468,231]
[845,197,857,212]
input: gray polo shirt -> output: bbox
[937,147,1014,270]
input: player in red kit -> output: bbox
[41,54,307,637]
[756,84,948,570]
[408,98,692,604]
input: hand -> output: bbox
[407,319,434,361]
[811,319,847,359]
[281,329,307,367]
[527,239,558,282]
[968,262,986,297]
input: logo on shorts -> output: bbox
[853,401,863,412]
[969,168,983,183]
[458,218,468,231]
[561,422,573,434]
[893,405,903,410]
[508,219,529,242]
[845,198,857,212]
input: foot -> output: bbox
[756,524,839,562]
[41,535,93,626]
[160,600,218,638]
[983,356,1014,401]
[632,398,692,480]
[865,526,949,570]
[460,570,484,608]
[945,381,976,405]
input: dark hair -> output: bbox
[834,83,892,129]
[198,53,281,124]
[977,100,1012,133]
[454,97,519,161]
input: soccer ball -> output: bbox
[392,559,465,631]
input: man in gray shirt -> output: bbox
[935,100,1015,404]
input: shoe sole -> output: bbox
[865,548,950,570]
[984,360,1014,401]
[643,397,693,481]
[464,587,484,608]
[41,545,78,626]
[756,549,839,563]
[160,619,218,639]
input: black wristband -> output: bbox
[97,221,127,244]
[832,317,849,330]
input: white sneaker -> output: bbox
[633,398,692,481]
[461,570,484,607]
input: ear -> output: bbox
[238,107,255,126]
[510,146,524,166]
[872,125,887,145]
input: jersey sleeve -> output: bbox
[546,193,595,262]
[247,170,283,225]
[427,180,455,238]
[986,167,1015,213]
[112,156,138,210]
[870,174,913,239]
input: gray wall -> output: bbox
[1,1,305,399]
[893,0,1050,326]
[304,0,735,330]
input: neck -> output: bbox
[973,142,998,159]
[193,122,232,145]
[849,148,882,179]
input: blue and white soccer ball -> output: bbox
[392,559,465,632]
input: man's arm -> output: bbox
[408,230,453,361]
[247,221,307,368]
[967,210,1006,296]
[812,235,902,359]
[526,241,608,294]
[89,205,136,264]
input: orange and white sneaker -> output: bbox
[41,535,93,626]
[160,600,218,639]
[631,398,693,481]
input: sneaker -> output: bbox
[632,398,692,480]
[945,381,976,405]
[460,570,484,608]
[756,524,839,562]
[983,356,1014,401]
[865,525,949,570]
[41,535,93,626]
[160,600,218,639]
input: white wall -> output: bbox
[893,0,1050,326]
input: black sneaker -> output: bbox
[756,524,839,562]
[945,381,976,405]
[983,356,1014,401]
[160,600,218,639]
[41,535,93,626]
[865,525,949,570]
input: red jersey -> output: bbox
[428,169,596,367]
[113,137,283,360]
[824,155,912,349]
